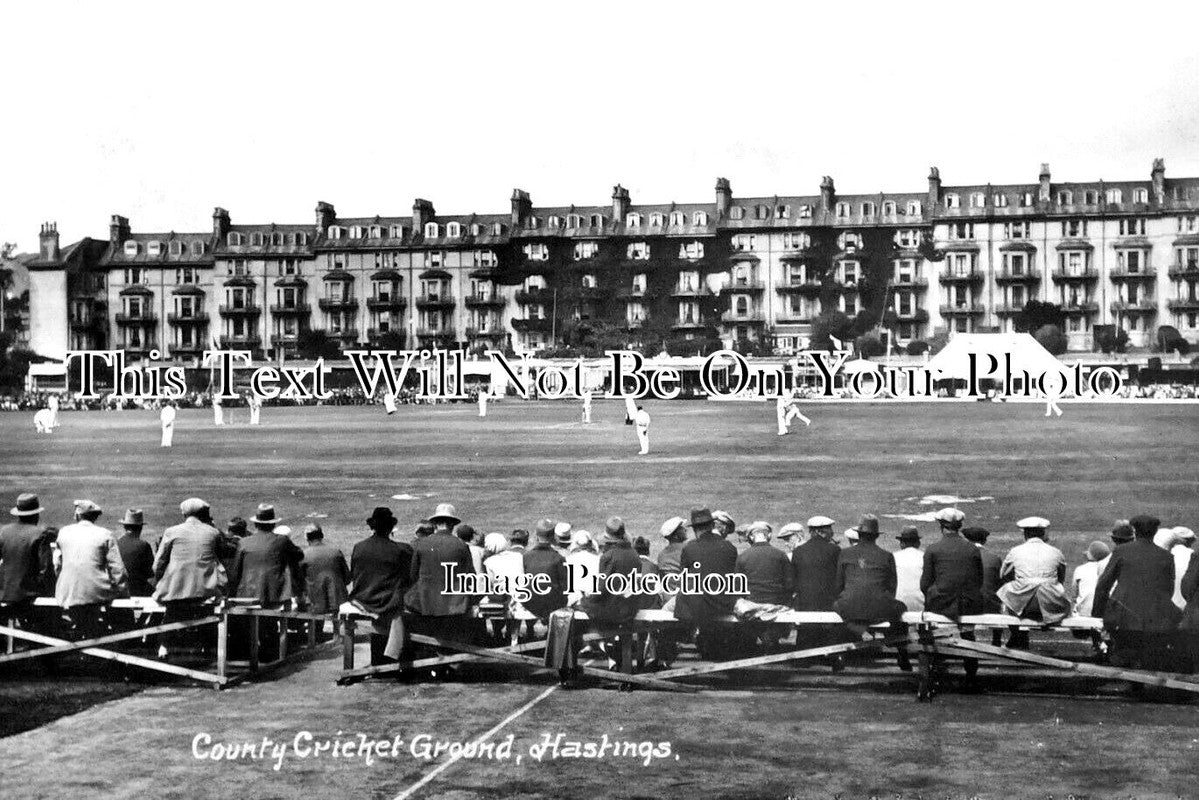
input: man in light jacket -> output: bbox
[55,499,128,639]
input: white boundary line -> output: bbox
[391,683,558,800]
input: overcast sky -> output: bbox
[4,0,1199,251]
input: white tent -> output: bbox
[924,333,1068,385]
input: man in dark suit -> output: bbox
[522,519,568,622]
[737,522,795,606]
[0,492,55,626]
[673,508,741,660]
[228,504,305,662]
[1093,514,1181,670]
[301,524,348,616]
[581,517,643,627]
[833,515,911,670]
[350,506,413,666]
[791,514,848,667]
[407,503,478,663]
[962,526,1004,645]
[116,508,155,597]
[921,508,984,676]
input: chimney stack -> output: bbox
[39,222,60,261]
[714,178,732,219]
[927,167,942,211]
[510,189,532,228]
[212,207,231,241]
[611,184,631,223]
[109,214,131,247]
[820,176,836,211]
[315,201,336,236]
[412,199,435,234]
[1038,163,1052,203]
[1151,158,1166,206]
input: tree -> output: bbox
[1014,301,1066,334]
[1156,325,1185,353]
[372,331,407,351]
[906,340,930,356]
[1034,324,1068,355]
[296,329,342,360]
[853,332,885,358]
[809,310,854,351]
[926,326,951,355]
[1094,326,1129,354]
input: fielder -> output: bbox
[248,393,262,425]
[478,389,489,417]
[634,405,651,455]
[48,394,60,428]
[776,388,811,435]
[160,402,176,447]
[212,392,225,426]
[383,391,397,415]
[33,408,56,434]
[581,389,593,424]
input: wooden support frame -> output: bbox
[0,618,219,667]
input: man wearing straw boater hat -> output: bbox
[995,516,1070,649]
[0,492,56,625]
[407,503,478,669]
[349,506,413,667]
[116,508,155,597]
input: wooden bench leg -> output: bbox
[217,614,228,680]
[249,615,260,673]
[342,618,357,671]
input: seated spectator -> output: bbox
[301,523,348,616]
[996,517,1070,649]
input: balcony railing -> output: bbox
[218,304,261,316]
[1110,299,1158,314]
[269,303,310,315]
[1109,267,1156,281]
[366,297,408,311]
[1168,263,1199,278]
[725,280,765,293]
[1060,300,1099,313]
[329,328,359,341]
[939,271,983,284]
[890,277,929,288]
[464,294,505,308]
[776,280,823,295]
[671,318,709,330]
[167,312,210,325]
[115,312,158,325]
[366,328,405,345]
[895,308,930,322]
[317,297,358,311]
[1051,268,1098,282]
[465,327,504,339]
[510,317,552,332]
[994,270,1041,284]
[218,335,262,348]
[670,285,709,298]
[1167,298,1199,311]
[514,289,551,305]
[939,303,984,316]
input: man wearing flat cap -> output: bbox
[522,519,568,623]
[0,493,56,625]
[154,498,236,655]
[1093,514,1181,670]
[349,506,414,667]
[737,522,794,606]
[553,522,573,555]
[920,508,984,621]
[674,507,741,660]
[791,515,847,665]
[776,523,804,561]
[407,503,478,657]
[116,509,156,597]
[301,524,348,617]
[996,517,1070,648]
[55,499,129,639]
[657,517,688,576]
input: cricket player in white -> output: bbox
[776,388,811,435]
[160,402,176,447]
[383,391,397,415]
[248,393,262,425]
[212,392,224,426]
[478,389,488,417]
[1042,373,1065,417]
[634,405,651,455]
[48,394,60,428]
[581,389,593,423]
[33,408,55,433]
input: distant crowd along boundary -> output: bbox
[60,347,1125,402]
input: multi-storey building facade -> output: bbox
[25,160,1199,362]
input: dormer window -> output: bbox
[326,226,343,240]
[247,232,262,246]
[294,232,307,246]
[693,211,708,226]
[905,201,922,216]
[969,193,985,209]
[1020,192,1034,207]
[836,202,850,218]
[730,206,744,220]
[1105,189,1123,204]
[269,232,283,245]
[367,226,381,239]
[626,212,642,227]
[944,194,960,209]
[228,232,243,246]
[993,193,1009,208]
[775,205,790,219]
[124,241,140,256]
[1133,188,1148,204]
[882,201,896,216]
[526,215,540,230]
[798,205,813,218]
[388,225,404,239]
[1084,190,1099,205]
[492,222,504,235]
[191,242,206,256]
[861,202,875,217]
[1058,190,1073,205]
[147,241,163,257]
[566,214,582,229]
[469,223,481,236]
[590,214,605,228]
[669,211,685,226]
[168,240,182,256]
[547,216,562,230]
[424,222,439,238]
[754,205,769,220]
[649,212,664,227]
[446,222,462,238]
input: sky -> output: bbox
[4,0,1199,252]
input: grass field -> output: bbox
[1,399,1198,799]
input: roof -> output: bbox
[102,232,215,266]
